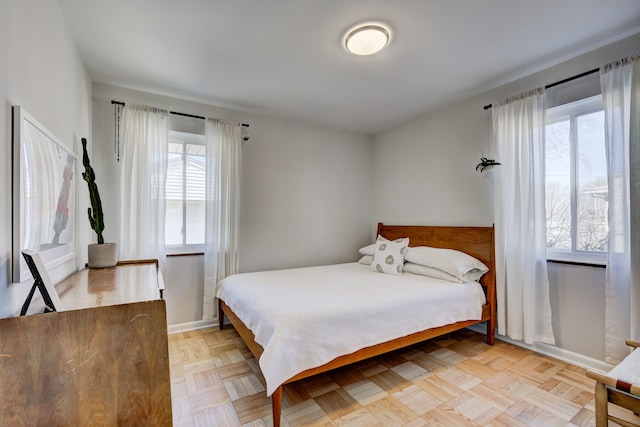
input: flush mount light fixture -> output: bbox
[344,24,390,56]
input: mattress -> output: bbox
[216,262,486,396]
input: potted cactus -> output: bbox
[82,138,117,268]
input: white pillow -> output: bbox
[403,262,462,283]
[358,255,373,265]
[370,236,410,275]
[460,268,488,283]
[358,243,377,256]
[405,246,488,282]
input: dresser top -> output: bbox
[56,260,163,311]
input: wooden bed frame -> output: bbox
[218,223,496,427]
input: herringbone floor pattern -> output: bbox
[169,327,639,426]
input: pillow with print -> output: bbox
[370,235,410,275]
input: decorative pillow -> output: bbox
[403,262,462,283]
[358,243,377,256]
[370,236,409,275]
[405,246,488,282]
[358,255,373,265]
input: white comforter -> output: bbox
[216,262,486,396]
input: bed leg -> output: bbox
[218,299,224,330]
[486,318,495,345]
[272,385,283,427]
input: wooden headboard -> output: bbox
[376,222,496,291]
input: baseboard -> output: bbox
[168,318,218,335]
[467,324,614,373]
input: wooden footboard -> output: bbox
[218,223,496,427]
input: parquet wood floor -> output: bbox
[169,327,640,426]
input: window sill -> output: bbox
[546,258,606,268]
[167,252,204,258]
[166,244,205,257]
[546,250,606,266]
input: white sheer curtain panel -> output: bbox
[493,88,555,345]
[203,119,241,321]
[600,54,640,364]
[119,104,169,268]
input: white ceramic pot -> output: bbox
[87,243,118,268]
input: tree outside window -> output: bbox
[545,95,608,262]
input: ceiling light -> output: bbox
[344,24,390,56]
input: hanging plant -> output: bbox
[476,152,501,173]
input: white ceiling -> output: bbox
[57,0,640,134]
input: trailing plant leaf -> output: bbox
[81,138,105,244]
[476,152,501,173]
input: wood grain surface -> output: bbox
[56,261,163,311]
[0,300,172,426]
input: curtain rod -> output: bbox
[482,67,600,111]
[111,100,249,127]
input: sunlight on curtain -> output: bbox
[601,54,640,364]
[203,119,241,321]
[119,105,169,268]
[493,88,555,345]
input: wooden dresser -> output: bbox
[0,260,172,426]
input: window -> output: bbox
[545,95,608,263]
[165,130,205,252]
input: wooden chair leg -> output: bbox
[594,381,609,427]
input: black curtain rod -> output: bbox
[111,100,249,127]
[482,67,600,111]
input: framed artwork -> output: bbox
[12,106,76,283]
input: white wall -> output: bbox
[547,262,606,360]
[374,100,494,227]
[0,0,92,318]
[92,82,373,325]
[372,33,640,365]
[239,115,373,272]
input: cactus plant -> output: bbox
[81,138,105,244]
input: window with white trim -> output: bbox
[545,94,608,263]
[165,130,205,252]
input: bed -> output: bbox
[217,223,496,426]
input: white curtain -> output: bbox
[119,104,169,268]
[203,119,241,320]
[493,88,556,345]
[601,54,640,364]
